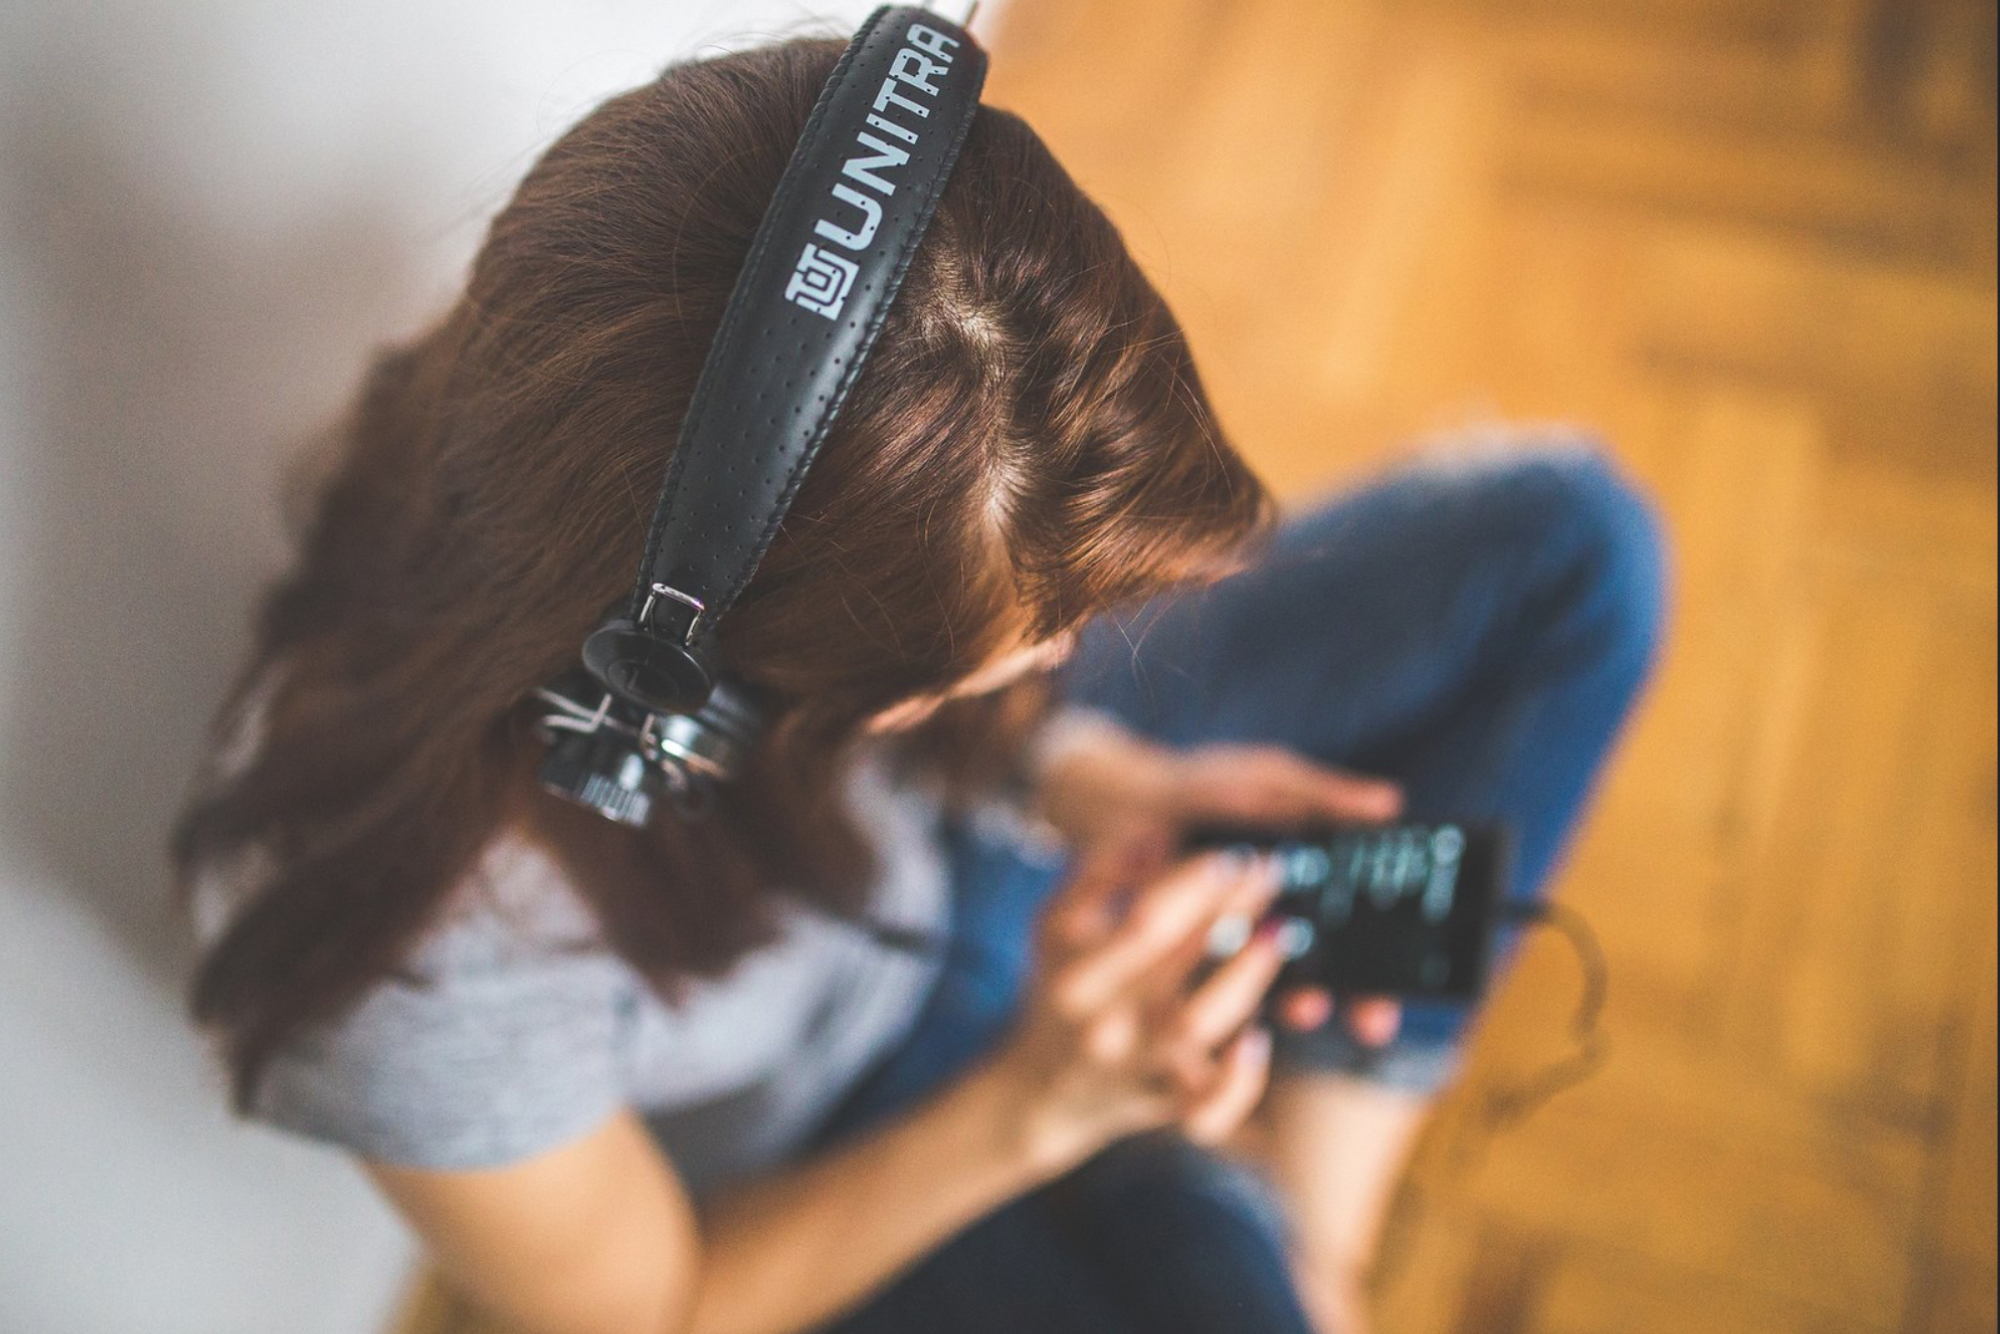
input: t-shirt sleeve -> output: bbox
[247,918,632,1171]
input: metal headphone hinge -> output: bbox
[639,583,707,646]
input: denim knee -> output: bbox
[1436,438,1670,689]
[1540,445,1668,677]
[1268,442,1671,1098]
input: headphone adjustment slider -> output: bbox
[639,583,707,646]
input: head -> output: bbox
[174,33,1273,1107]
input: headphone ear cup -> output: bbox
[582,616,716,714]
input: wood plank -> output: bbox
[1498,95,1994,274]
[1896,613,2000,1334]
[1635,227,1998,446]
[1534,1240,1893,1334]
[1443,1036,1931,1324]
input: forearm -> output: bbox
[366,1065,1061,1334]
[682,1058,1053,1334]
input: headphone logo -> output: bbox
[786,243,861,319]
[784,21,964,324]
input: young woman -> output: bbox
[173,30,1665,1334]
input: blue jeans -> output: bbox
[813,442,1668,1334]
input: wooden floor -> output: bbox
[980,0,1996,1330]
[406,2,1995,1331]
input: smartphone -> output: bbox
[1183,820,1512,1000]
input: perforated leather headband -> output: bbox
[584,6,987,714]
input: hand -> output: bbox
[987,836,1293,1176]
[1031,717,1407,1048]
[1031,716,1404,855]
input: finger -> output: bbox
[1344,997,1404,1048]
[1182,773,1385,829]
[1181,1027,1273,1146]
[1145,854,1289,1008]
[1169,921,1289,1058]
[1300,765,1404,821]
[1244,759,1402,824]
[1182,751,1404,825]
[1174,769,1325,826]
[1051,851,1276,1016]
[1275,986,1335,1032]
[1057,849,1264,1014]
[1040,828,1158,955]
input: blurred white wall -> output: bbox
[0,3,976,1331]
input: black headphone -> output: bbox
[532,6,989,828]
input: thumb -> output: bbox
[1310,767,1403,822]
[1043,819,1169,951]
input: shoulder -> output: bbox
[247,831,638,1170]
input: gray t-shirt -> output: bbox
[193,744,954,1189]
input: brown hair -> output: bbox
[172,36,1273,1110]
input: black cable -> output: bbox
[1374,899,1613,1286]
[1439,900,1611,1177]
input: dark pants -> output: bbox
[815,442,1669,1333]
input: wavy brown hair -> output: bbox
[172,36,1273,1110]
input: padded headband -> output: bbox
[584,5,988,714]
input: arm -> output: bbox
[688,1056,1052,1333]
[367,843,1291,1334]
[366,1057,1048,1334]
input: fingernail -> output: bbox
[1211,845,1255,883]
[1207,913,1253,957]
[1285,990,1335,1030]
[1273,918,1316,960]
[1241,1027,1273,1064]
[1253,916,1313,959]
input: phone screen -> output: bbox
[1185,821,1511,999]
